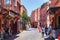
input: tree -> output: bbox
[21,11,31,30]
[21,11,31,24]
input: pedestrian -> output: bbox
[5,27,9,37]
[42,25,45,38]
[28,23,31,30]
[45,25,48,36]
[37,24,42,32]
[8,19,13,35]
[26,23,29,30]
[45,33,55,40]
[38,26,41,32]
[0,26,5,40]
[29,23,31,28]
[8,26,12,36]
[51,29,56,38]
[48,25,52,35]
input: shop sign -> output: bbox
[9,11,15,17]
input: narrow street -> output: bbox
[5,28,44,40]
[0,0,60,40]
[14,28,44,40]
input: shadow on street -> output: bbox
[4,33,19,40]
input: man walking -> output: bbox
[45,26,48,36]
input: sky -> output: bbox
[21,0,49,16]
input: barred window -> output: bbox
[4,0,11,5]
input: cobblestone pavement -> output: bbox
[5,28,44,40]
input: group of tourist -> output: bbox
[25,23,31,30]
[38,25,56,40]
[41,25,52,37]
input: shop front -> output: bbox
[48,7,60,29]
[8,10,20,34]
[0,6,20,40]
[0,6,9,39]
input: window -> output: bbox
[14,0,17,6]
[4,0,11,5]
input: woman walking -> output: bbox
[42,25,45,38]
[37,25,42,32]
[45,26,48,36]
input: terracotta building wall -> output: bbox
[31,8,40,22]
[54,0,60,7]
[50,0,57,7]
[37,8,40,25]
[35,9,38,22]
[1,0,21,14]
[20,5,27,14]
[0,0,1,5]
[11,0,21,14]
[30,10,35,22]
[0,0,3,5]
[17,0,21,4]
[49,0,60,28]
[50,0,60,7]
[40,2,47,25]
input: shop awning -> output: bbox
[47,7,60,14]
[10,10,20,16]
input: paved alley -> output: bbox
[14,28,44,40]
[4,28,45,40]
